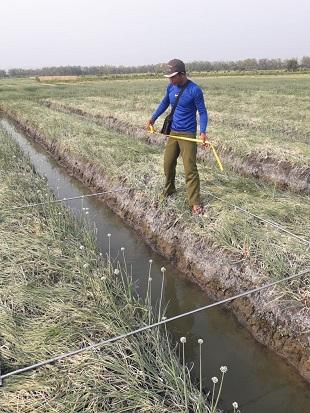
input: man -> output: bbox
[146,59,208,215]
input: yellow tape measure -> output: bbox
[148,126,224,172]
[209,144,224,172]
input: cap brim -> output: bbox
[164,71,179,78]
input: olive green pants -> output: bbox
[163,131,201,206]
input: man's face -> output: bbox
[169,73,183,86]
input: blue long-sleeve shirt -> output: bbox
[151,80,208,134]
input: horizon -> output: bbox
[1,55,307,72]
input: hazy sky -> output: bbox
[1,0,309,69]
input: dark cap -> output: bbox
[164,59,186,77]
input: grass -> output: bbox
[1,99,309,308]
[1,75,307,168]
[1,75,309,168]
[54,76,309,167]
[37,75,80,82]
[0,128,223,412]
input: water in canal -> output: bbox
[1,117,309,413]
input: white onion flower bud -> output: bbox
[220,366,228,373]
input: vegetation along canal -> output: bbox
[1,116,309,412]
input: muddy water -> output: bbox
[1,117,309,413]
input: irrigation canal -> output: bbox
[1,116,309,412]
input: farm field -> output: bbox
[1,98,309,292]
[43,76,310,166]
[0,75,309,382]
[1,75,309,191]
[0,128,214,412]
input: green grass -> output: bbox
[1,75,308,168]
[1,100,309,307]
[0,129,217,412]
[1,75,309,169]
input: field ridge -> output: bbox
[1,109,309,382]
[41,99,310,193]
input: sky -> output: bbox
[1,0,309,70]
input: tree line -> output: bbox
[1,57,310,78]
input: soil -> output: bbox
[1,107,309,383]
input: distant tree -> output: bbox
[258,58,269,70]
[301,56,310,68]
[5,57,307,78]
[0,69,7,77]
[242,58,258,71]
[286,59,299,72]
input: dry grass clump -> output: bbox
[0,129,216,412]
[36,76,79,83]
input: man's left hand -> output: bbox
[200,132,209,148]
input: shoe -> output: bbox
[192,204,204,215]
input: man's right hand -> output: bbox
[146,119,155,131]
[200,132,210,148]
